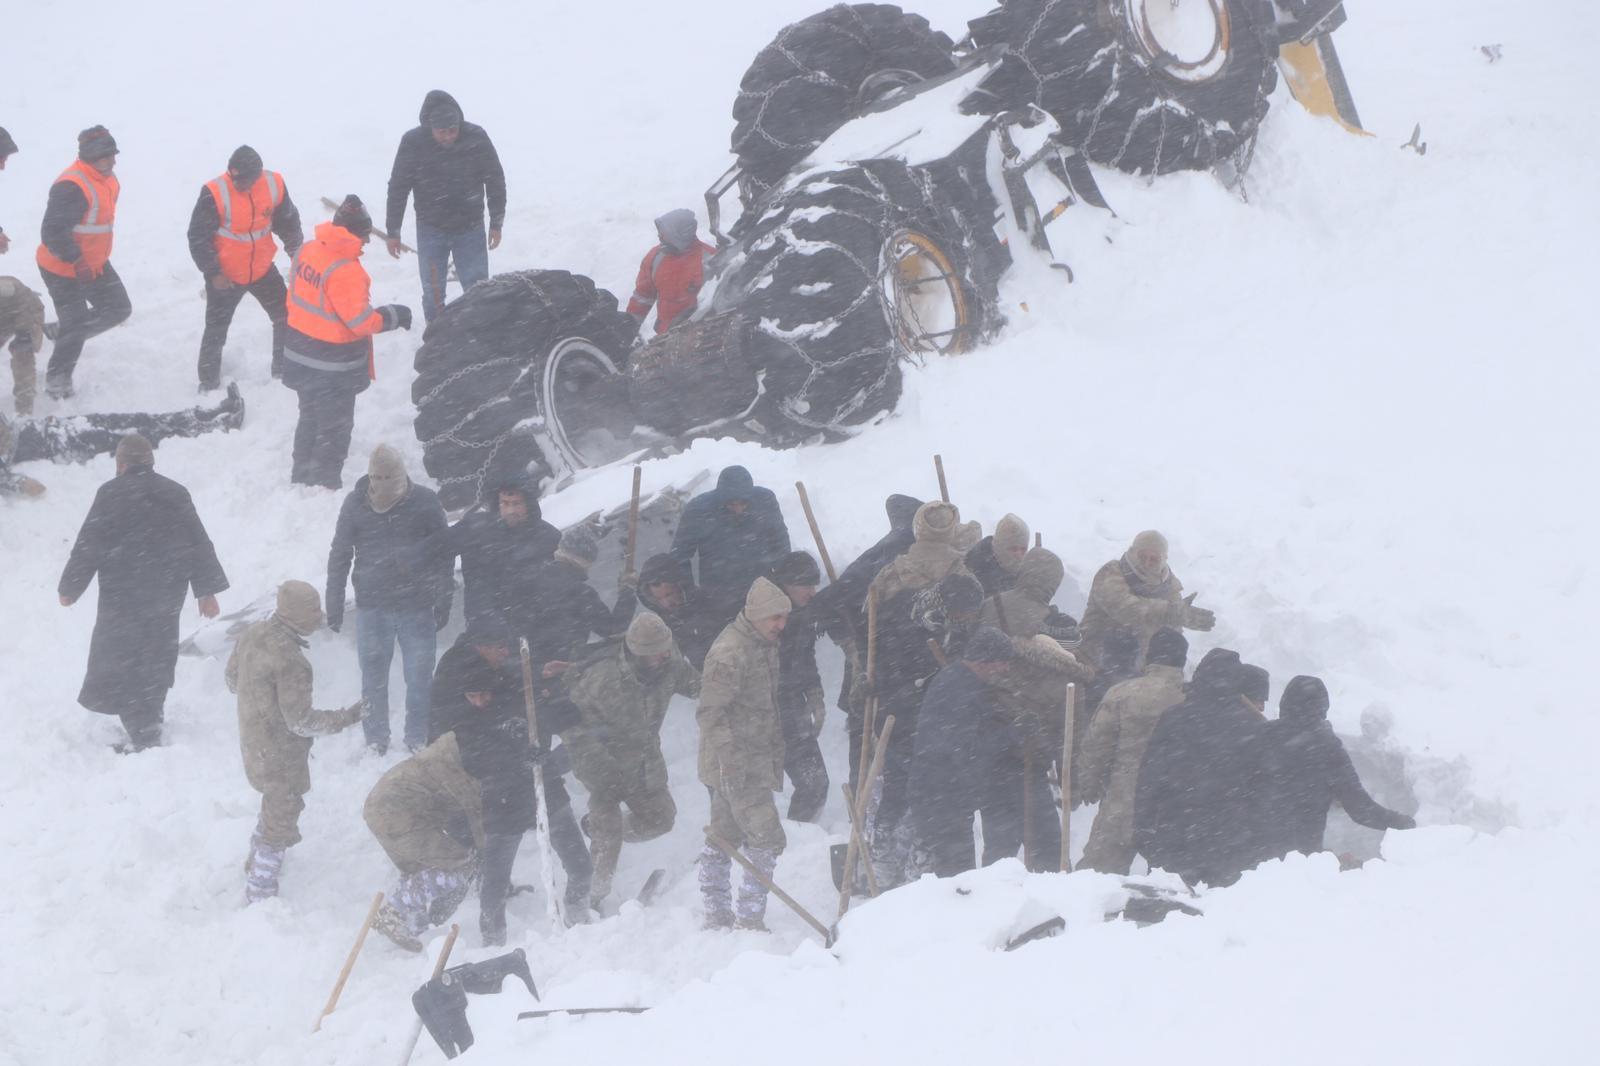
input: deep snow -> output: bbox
[1,1,1596,1063]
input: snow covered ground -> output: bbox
[2,1,1596,1063]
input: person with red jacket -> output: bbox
[35,126,132,400]
[626,209,715,335]
[281,195,411,489]
[187,146,304,390]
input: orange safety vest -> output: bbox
[285,221,385,374]
[206,170,284,284]
[36,160,119,278]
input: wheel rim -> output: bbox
[541,338,636,470]
[879,230,969,356]
[855,68,926,110]
[1125,0,1232,83]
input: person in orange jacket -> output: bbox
[626,209,715,335]
[281,195,411,489]
[36,126,132,400]
[187,146,304,390]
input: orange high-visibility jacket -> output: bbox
[206,170,284,284]
[286,221,385,348]
[36,160,118,278]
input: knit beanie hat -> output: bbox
[115,433,154,468]
[227,145,263,184]
[963,626,1016,664]
[557,523,601,569]
[1145,626,1189,669]
[993,514,1030,570]
[275,580,324,634]
[1239,663,1271,707]
[912,501,960,545]
[332,194,373,242]
[743,577,792,621]
[465,610,512,646]
[625,611,675,657]
[77,125,117,161]
[769,550,821,589]
[367,445,410,513]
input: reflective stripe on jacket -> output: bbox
[36,161,118,277]
[627,240,714,334]
[207,171,283,284]
[285,221,384,373]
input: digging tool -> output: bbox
[313,891,384,1032]
[837,715,896,923]
[320,196,416,254]
[624,466,642,580]
[412,949,541,1058]
[855,587,880,797]
[795,481,838,582]
[520,638,564,931]
[1035,532,1042,549]
[395,924,459,1066]
[841,784,881,897]
[1023,752,1036,870]
[709,833,835,946]
[1060,683,1077,872]
[934,454,950,503]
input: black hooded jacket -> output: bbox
[668,466,790,605]
[809,493,922,644]
[1252,676,1414,860]
[637,553,721,669]
[385,90,507,235]
[445,491,561,626]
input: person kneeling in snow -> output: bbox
[227,581,364,903]
[365,729,486,952]
[2,383,244,498]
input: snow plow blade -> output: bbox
[1277,6,1366,135]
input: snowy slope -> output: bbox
[1,1,1596,1063]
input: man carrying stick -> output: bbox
[696,578,791,931]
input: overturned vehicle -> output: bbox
[413,1,1363,509]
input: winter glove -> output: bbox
[806,688,826,737]
[378,304,413,332]
[72,259,95,281]
[1173,593,1216,632]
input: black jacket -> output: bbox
[326,478,451,629]
[965,537,1016,597]
[446,502,560,626]
[637,553,721,669]
[1253,676,1413,860]
[521,558,637,669]
[385,90,507,235]
[1133,649,1268,885]
[41,181,90,266]
[776,599,823,742]
[58,466,228,714]
[185,180,303,279]
[668,466,790,605]
[809,493,921,645]
[905,662,1014,836]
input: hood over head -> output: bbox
[885,494,923,532]
[367,445,410,513]
[912,501,961,545]
[655,208,699,254]
[1188,647,1242,698]
[1014,547,1064,604]
[715,465,755,502]
[1280,675,1331,726]
[769,550,821,589]
[993,514,1030,570]
[419,89,464,129]
[275,580,324,634]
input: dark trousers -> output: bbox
[783,735,829,823]
[287,373,360,488]
[479,831,521,941]
[40,263,132,391]
[979,761,1062,872]
[12,401,225,465]
[198,268,288,387]
[869,698,920,836]
[118,694,165,750]
[478,777,595,936]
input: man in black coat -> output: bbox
[520,524,637,678]
[1133,648,1266,886]
[385,90,506,322]
[1253,676,1415,863]
[903,627,1018,879]
[444,474,560,627]
[669,465,790,630]
[58,433,228,751]
[326,445,451,754]
[637,552,721,669]
[766,551,829,823]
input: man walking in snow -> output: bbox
[58,433,229,751]
[326,444,451,754]
[385,90,506,322]
[444,472,560,627]
[697,578,790,931]
[187,145,303,389]
[670,465,791,630]
[626,209,715,335]
[35,126,131,400]
[282,195,411,489]
[227,581,364,903]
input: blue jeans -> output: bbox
[416,220,489,323]
[356,607,437,748]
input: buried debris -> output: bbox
[412,949,541,1060]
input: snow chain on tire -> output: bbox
[967,0,1279,175]
[412,270,637,510]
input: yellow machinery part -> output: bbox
[1278,37,1370,136]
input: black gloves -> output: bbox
[378,304,413,332]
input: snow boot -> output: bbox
[734,915,770,933]
[373,901,423,952]
[699,843,734,930]
[220,382,245,431]
[734,846,778,931]
[244,838,285,904]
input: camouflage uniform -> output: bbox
[562,637,699,904]
[0,276,44,416]
[1078,532,1212,670]
[1077,662,1187,874]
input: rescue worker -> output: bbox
[562,612,699,910]
[637,552,722,669]
[282,194,411,489]
[366,730,485,952]
[226,581,364,903]
[626,208,715,335]
[58,433,229,751]
[36,126,131,399]
[187,146,304,389]
[697,578,790,931]
[1078,530,1216,671]
[1077,627,1189,875]
[521,523,638,677]
[669,465,791,630]
[1,274,45,414]
[766,551,829,823]
[444,472,560,627]
[965,513,1030,596]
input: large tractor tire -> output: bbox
[967,0,1279,175]
[731,4,958,199]
[714,158,1002,439]
[412,270,638,510]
